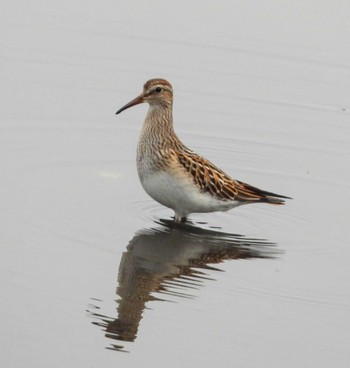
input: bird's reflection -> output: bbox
[88,219,278,351]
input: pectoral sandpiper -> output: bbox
[116,79,290,222]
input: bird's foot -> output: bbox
[174,214,187,223]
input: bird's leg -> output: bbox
[174,214,187,223]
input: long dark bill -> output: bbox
[116,95,144,114]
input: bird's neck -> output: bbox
[140,103,178,147]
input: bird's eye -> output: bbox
[155,87,162,93]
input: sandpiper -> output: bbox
[116,79,290,222]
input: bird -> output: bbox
[116,78,290,223]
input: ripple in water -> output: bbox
[87,219,279,352]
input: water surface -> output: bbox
[2,1,350,367]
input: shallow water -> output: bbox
[2,1,350,367]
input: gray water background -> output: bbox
[2,1,350,367]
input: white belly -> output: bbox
[139,170,239,218]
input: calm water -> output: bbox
[2,1,350,367]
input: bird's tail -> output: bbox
[236,180,292,205]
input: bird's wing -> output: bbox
[174,148,288,204]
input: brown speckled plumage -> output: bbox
[116,78,290,221]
